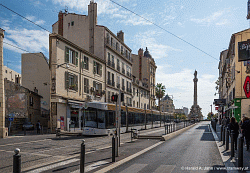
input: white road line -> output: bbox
[26,158,79,173]
[154,165,176,173]
[119,164,147,173]
[95,141,164,173]
[71,161,109,173]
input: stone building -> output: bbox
[52,1,133,106]
[5,79,43,134]
[22,52,50,119]
[3,65,21,84]
[132,48,156,109]
[161,95,175,113]
[218,28,250,122]
[49,33,105,131]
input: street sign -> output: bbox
[215,107,218,110]
[213,99,226,106]
[8,118,13,122]
[243,76,250,98]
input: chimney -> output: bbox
[138,48,143,56]
[117,30,124,42]
[58,11,63,36]
[88,1,97,54]
[34,87,38,94]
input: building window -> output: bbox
[112,73,115,87]
[5,70,7,73]
[137,89,139,96]
[84,78,89,93]
[93,61,102,76]
[65,47,78,66]
[29,96,33,107]
[117,59,120,71]
[65,72,78,91]
[71,21,74,26]
[82,56,89,70]
[93,81,102,96]
[137,102,139,108]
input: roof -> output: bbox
[162,95,172,101]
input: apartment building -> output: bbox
[161,95,175,113]
[132,48,156,109]
[218,28,250,122]
[52,1,133,107]
[3,65,21,83]
[50,33,105,131]
[22,53,50,118]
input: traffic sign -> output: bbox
[9,118,13,122]
[243,76,250,98]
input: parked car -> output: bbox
[22,122,34,130]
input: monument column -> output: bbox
[0,28,6,138]
[193,70,198,106]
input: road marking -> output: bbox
[95,141,164,173]
[0,138,52,147]
[119,164,147,173]
[26,158,79,173]
[154,165,176,173]
[70,161,109,173]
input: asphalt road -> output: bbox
[108,121,226,173]
[0,123,179,173]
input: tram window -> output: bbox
[106,111,115,129]
[85,109,97,128]
[121,111,126,126]
[97,110,105,129]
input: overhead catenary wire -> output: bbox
[0,3,51,34]
[109,0,219,62]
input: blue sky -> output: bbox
[0,0,249,117]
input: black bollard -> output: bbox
[13,148,21,173]
[220,125,223,142]
[226,129,229,150]
[164,125,166,135]
[222,126,225,145]
[231,130,234,158]
[80,139,85,173]
[237,135,244,168]
[112,135,116,162]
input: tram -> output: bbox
[82,102,173,135]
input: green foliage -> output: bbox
[155,83,166,110]
[207,112,216,120]
[174,113,187,120]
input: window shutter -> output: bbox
[65,71,69,89]
[75,75,78,91]
[75,52,78,66]
[65,47,69,63]
[93,61,96,74]
[87,79,89,93]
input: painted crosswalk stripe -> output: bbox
[26,158,79,173]
[118,164,147,173]
[154,165,176,173]
[70,161,109,173]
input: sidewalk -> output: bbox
[213,122,250,172]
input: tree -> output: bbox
[207,112,216,120]
[155,83,166,111]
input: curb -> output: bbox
[161,123,197,141]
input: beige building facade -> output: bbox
[132,48,156,110]
[22,53,50,117]
[50,33,105,131]
[161,95,175,113]
[218,28,250,122]
[52,1,133,106]
[3,65,21,84]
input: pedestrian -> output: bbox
[228,117,239,150]
[36,120,41,134]
[241,117,250,151]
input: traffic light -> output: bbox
[121,93,124,102]
[111,95,118,102]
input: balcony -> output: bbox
[127,72,131,78]
[122,86,125,91]
[112,81,115,87]
[122,69,125,74]
[117,84,120,89]
[117,65,120,72]
[127,88,132,93]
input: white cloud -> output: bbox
[190,10,229,26]
[4,28,49,53]
[156,68,217,117]
[24,15,45,25]
[35,20,45,25]
[26,15,36,21]
[133,31,182,59]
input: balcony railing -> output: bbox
[107,80,111,85]
[117,65,120,71]
[122,69,125,74]
[122,86,125,91]
[108,60,111,66]
[112,82,115,87]
[112,62,115,69]
[117,84,120,89]
[126,72,131,78]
